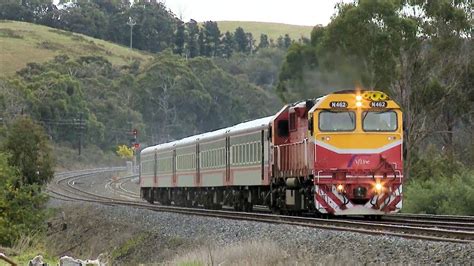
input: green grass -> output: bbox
[0,20,153,77]
[111,234,146,260]
[216,21,313,42]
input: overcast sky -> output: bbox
[162,0,349,26]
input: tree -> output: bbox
[127,1,177,53]
[174,20,185,55]
[185,19,199,58]
[276,35,285,49]
[116,144,133,159]
[57,1,109,38]
[258,34,269,49]
[234,27,248,53]
[202,21,221,57]
[221,31,235,58]
[0,0,32,22]
[198,29,208,56]
[0,152,49,247]
[0,0,56,23]
[283,34,292,49]
[246,32,255,54]
[3,116,54,186]
[277,0,473,178]
[0,79,27,124]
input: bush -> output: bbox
[404,167,474,215]
[0,153,49,246]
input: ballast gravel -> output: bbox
[49,199,472,264]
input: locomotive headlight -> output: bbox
[356,95,362,101]
[336,184,344,193]
[374,182,383,194]
[356,101,362,107]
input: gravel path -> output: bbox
[48,199,472,264]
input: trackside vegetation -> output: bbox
[0,117,53,246]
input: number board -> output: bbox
[370,101,387,108]
[330,101,348,108]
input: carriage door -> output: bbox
[172,149,177,186]
[154,150,158,186]
[226,136,230,184]
[196,143,200,186]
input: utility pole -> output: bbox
[77,113,84,156]
[127,16,136,61]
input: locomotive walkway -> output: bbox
[47,168,474,244]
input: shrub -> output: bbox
[0,152,49,246]
[404,168,474,215]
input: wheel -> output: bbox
[146,189,154,204]
[184,200,193,208]
[243,202,253,212]
[270,207,281,215]
[234,203,243,212]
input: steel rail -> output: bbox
[386,213,474,223]
[49,169,474,244]
[106,174,140,199]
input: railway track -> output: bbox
[48,169,474,244]
[106,174,140,200]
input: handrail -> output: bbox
[0,253,17,266]
[277,140,305,147]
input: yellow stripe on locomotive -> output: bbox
[311,90,402,151]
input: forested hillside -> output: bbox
[1,50,280,150]
[1,0,291,154]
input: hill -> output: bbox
[0,20,153,77]
[215,21,313,42]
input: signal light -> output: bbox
[133,143,140,150]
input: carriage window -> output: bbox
[319,111,356,131]
[363,111,397,131]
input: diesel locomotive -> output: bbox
[140,90,403,216]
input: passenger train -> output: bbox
[140,90,403,216]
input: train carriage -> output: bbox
[140,90,404,216]
[140,117,272,210]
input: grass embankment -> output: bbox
[0,20,153,77]
[216,21,313,41]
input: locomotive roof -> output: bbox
[142,116,274,154]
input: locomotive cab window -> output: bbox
[318,111,356,131]
[363,111,397,131]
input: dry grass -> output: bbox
[216,21,313,42]
[0,20,153,77]
[168,240,291,265]
[168,240,359,266]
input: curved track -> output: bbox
[48,169,474,244]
